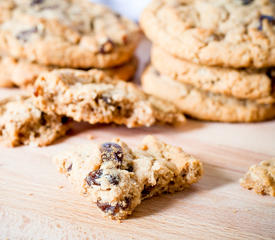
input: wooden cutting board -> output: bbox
[0,87,275,239]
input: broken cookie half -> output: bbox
[33,69,185,128]
[240,159,275,197]
[54,135,203,220]
[0,95,71,147]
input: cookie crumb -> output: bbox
[240,159,275,197]
[58,185,64,189]
[88,135,95,140]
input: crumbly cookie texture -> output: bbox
[0,55,137,89]
[240,159,275,197]
[0,0,141,68]
[54,135,203,220]
[142,65,275,123]
[141,0,275,68]
[151,46,274,101]
[0,95,71,147]
[33,69,185,128]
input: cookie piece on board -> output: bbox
[54,135,203,220]
[33,69,185,128]
[0,55,138,89]
[0,95,71,147]
[151,46,274,100]
[240,159,275,197]
[142,65,275,122]
[141,0,275,68]
[0,0,141,68]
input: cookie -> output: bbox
[0,55,138,89]
[240,159,275,197]
[142,65,275,122]
[151,46,274,100]
[0,54,48,88]
[33,69,185,128]
[141,0,275,68]
[0,95,71,147]
[0,0,141,68]
[54,135,203,219]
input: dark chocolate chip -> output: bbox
[181,170,187,178]
[240,0,254,5]
[126,165,134,172]
[116,105,122,112]
[16,26,38,42]
[99,39,114,54]
[30,0,44,6]
[120,197,131,210]
[100,142,123,165]
[39,112,47,126]
[96,201,119,216]
[86,169,103,186]
[141,185,154,198]
[67,163,72,172]
[258,15,275,31]
[106,174,120,185]
[61,116,69,124]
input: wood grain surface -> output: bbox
[0,88,274,240]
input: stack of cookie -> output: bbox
[141,0,275,122]
[0,0,186,148]
[0,0,141,89]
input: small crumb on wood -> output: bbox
[233,209,238,213]
[88,135,95,140]
[28,193,33,196]
[58,185,64,189]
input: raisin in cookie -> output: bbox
[33,69,185,128]
[141,0,275,68]
[0,55,137,89]
[142,65,275,122]
[54,135,203,220]
[152,46,275,101]
[0,0,141,68]
[240,159,275,197]
[0,95,71,147]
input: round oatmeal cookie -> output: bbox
[141,0,275,68]
[151,46,274,100]
[142,65,275,122]
[0,0,141,68]
[0,55,138,89]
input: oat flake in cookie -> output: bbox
[0,95,71,147]
[0,0,141,68]
[33,69,185,128]
[54,135,203,220]
[141,0,275,68]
